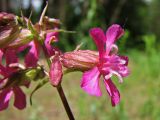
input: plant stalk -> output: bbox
[40,41,75,120]
[57,84,75,120]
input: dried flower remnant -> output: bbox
[0,12,15,25]
[7,29,34,48]
[42,16,61,30]
[0,12,21,48]
[81,24,129,106]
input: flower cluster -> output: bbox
[0,12,59,110]
[0,9,129,112]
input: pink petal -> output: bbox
[25,41,39,67]
[13,87,26,110]
[106,24,124,54]
[113,55,130,77]
[81,67,102,96]
[45,34,55,57]
[103,55,129,78]
[104,79,120,106]
[0,64,9,76]
[49,56,62,86]
[118,66,130,77]
[89,28,106,59]
[17,44,29,52]
[0,89,13,111]
[0,64,14,77]
[5,49,18,65]
[119,56,129,66]
[46,32,58,42]
[0,50,3,63]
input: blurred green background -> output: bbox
[0,0,160,120]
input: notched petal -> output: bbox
[104,79,120,106]
[106,24,124,53]
[81,67,102,96]
[25,41,39,67]
[13,87,26,110]
[0,89,13,111]
[89,28,106,57]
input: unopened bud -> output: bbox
[61,50,99,71]
[50,55,62,87]
[25,66,46,81]
[0,12,15,25]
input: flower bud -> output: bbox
[25,66,46,81]
[0,12,21,48]
[0,12,15,25]
[50,55,62,87]
[61,50,99,71]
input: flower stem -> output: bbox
[40,42,75,120]
[57,84,75,120]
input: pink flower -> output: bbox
[0,49,26,111]
[24,30,58,67]
[81,24,129,106]
[24,29,59,67]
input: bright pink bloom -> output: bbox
[81,24,129,106]
[0,49,26,111]
[45,29,59,57]
[24,30,58,67]
[24,41,40,67]
[46,31,58,43]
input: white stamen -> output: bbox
[9,63,26,70]
[111,70,123,83]
[120,59,126,64]
[105,72,113,80]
